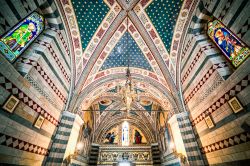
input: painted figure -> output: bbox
[3,22,36,53]
[0,12,44,62]
[109,132,116,143]
[83,121,91,138]
[105,132,111,141]
[134,130,142,144]
[105,132,116,144]
[214,28,242,60]
[207,20,250,67]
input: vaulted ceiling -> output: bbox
[146,0,183,52]
[67,0,185,134]
[71,0,109,50]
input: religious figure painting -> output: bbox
[105,132,116,144]
[0,12,44,62]
[134,129,142,144]
[83,121,92,138]
[207,20,249,67]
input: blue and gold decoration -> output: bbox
[140,99,153,114]
[98,99,113,113]
[208,20,250,67]
[100,32,153,71]
[146,0,183,52]
[71,0,109,50]
[0,12,44,62]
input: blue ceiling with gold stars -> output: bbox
[100,32,153,71]
[146,0,183,52]
[71,0,109,50]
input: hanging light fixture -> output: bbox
[117,16,139,113]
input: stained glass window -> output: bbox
[122,121,129,146]
[0,12,44,62]
[207,20,249,67]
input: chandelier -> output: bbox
[117,17,139,112]
[117,66,139,111]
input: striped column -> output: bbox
[168,112,204,165]
[46,111,83,166]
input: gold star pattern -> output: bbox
[100,32,153,71]
[71,0,109,50]
[146,0,183,52]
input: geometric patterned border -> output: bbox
[181,44,214,84]
[181,35,196,61]
[201,131,250,154]
[218,0,233,20]
[85,18,166,88]
[24,74,59,109]
[36,40,70,83]
[184,62,228,103]
[0,132,49,156]
[0,73,59,126]
[134,0,174,79]
[48,27,70,57]
[58,0,121,83]
[19,57,67,104]
[191,74,250,126]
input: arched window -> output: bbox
[207,19,249,67]
[122,121,129,146]
[0,12,44,62]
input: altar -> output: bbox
[97,145,152,165]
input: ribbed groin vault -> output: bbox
[0,0,249,165]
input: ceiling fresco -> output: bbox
[100,32,153,71]
[71,0,109,50]
[146,0,183,52]
[60,0,191,133]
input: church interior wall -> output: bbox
[0,0,249,165]
[0,0,72,165]
[181,0,250,165]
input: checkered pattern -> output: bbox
[182,37,193,60]
[185,62,228,103]
[48,28,70,56]
[181,34,200,60]
[181,44,214,84]
[0,73,59,126]
[19,57,67,104]
[218,0,233,20]
[0,12,10,32]
[201,131,250,153]
[20,0,32,13]
[237,17,250,38]
[24,74,59,109]
[0,132,49,156]
[204,0,212,8]
[191,74,250,126]
[36,40,70,83]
